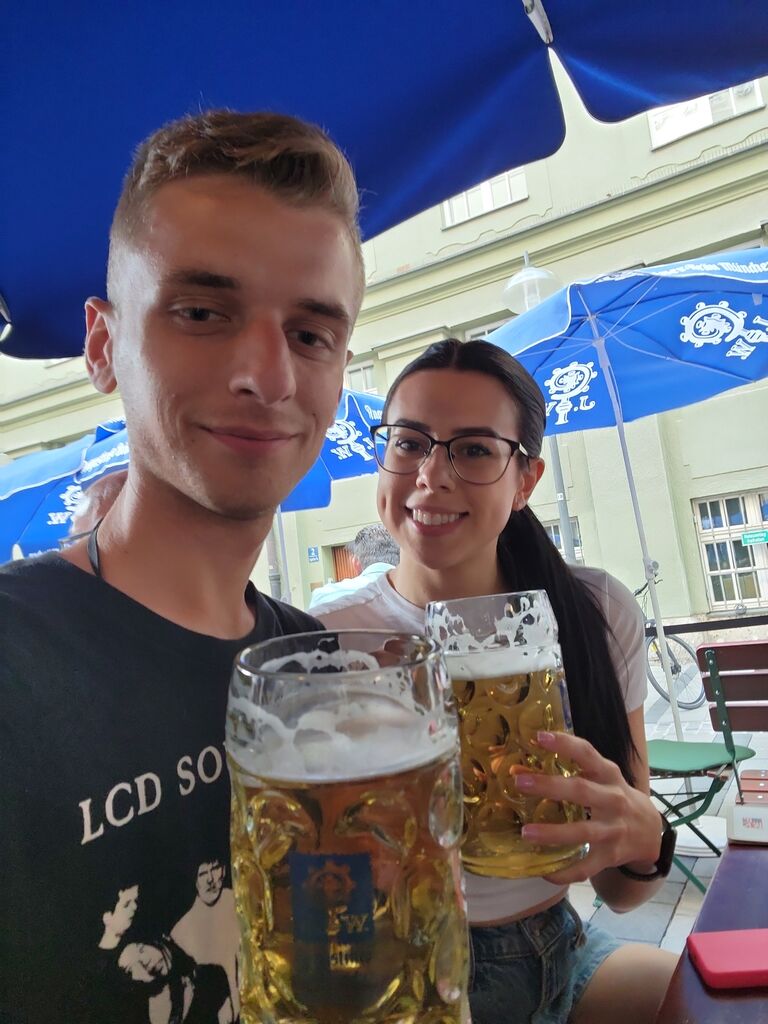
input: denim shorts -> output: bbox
[468,899,622,1024]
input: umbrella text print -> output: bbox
[79,438,130,485]
[680,301,768,361]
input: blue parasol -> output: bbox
[487,246,768,736]
[3,2,768,358]
[0,391,384,562]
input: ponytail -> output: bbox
[498,506,637,784]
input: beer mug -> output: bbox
[425,591,586,879]
[226,630,469,1024]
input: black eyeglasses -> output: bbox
[371,424,528,485]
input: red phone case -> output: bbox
[687,929,768,989]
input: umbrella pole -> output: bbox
[264,525,284,601]
[591,324,685,743]
[274,506,293,604]
[547,436,578,563]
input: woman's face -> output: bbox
[377,368,543,575]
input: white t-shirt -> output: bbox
[317,566,646,924]
[308,562,394,611]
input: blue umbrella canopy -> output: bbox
[488,249,768,434]
[3,2,768,358]
[0,391,384,560]
[281,389,384,511]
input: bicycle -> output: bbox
[633,578,707,710]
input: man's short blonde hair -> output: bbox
[108,109,362,298]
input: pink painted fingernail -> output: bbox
[522,826,541,840]
[537,730,556,745]
[515,774,536,791]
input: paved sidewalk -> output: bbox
[569,689,768,952]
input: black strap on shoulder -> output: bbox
[87,519,103,578]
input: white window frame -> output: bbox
[693,490,768,610]
[464,318,509,342]
[648,80,764,150]
[543,517,584,564]
[441,169,528,228]
[345,361,378,395]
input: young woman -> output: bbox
[317,339,678,1024]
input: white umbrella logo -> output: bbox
[543,361,597,426]
[325,419,374,463]
[679,300,768,360]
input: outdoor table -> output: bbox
[655,842,768,1022]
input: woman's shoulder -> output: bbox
[571,564,637,613]
[572,564,644,641]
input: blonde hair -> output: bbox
[108,109,361,297]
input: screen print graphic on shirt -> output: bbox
[79,740,241,1022]
[79,743,226,845]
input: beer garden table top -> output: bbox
[655,843,768,1023]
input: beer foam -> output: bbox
[228,689,456,783]
[260,648,381,675]
[427,593,557,677]
[445,646,557,680]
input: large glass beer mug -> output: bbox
[425,592,586,878]
[226,630,469,1024]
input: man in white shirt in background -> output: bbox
[68,469,127,539]
[309,523,398,611]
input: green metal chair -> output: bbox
[647,643,761,893]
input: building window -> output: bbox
[543,517,584,564]
[346,361,378,394]
[442,170,528,228]
[648,80,764,149]
[694,491,768,609]
[464,318,510,342]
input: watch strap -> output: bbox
[617,812,676,882]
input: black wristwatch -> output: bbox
[617,812,677,882]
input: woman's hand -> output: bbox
[514,730,662,885]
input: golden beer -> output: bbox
[226,632,468,1024]
[427,592,587,879]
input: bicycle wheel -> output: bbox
[645,634,706,709]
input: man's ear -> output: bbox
[511,456,546,512]
[84,298,118,394]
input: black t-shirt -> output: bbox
[0,554,320,1023]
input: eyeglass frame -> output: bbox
[370,423,530,485]
[58,529,92,548]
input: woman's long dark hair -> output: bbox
[383,338,637,784]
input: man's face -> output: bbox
[118,942,170,983]
[195,860,225,905]
[87,176,360,522]
[102,883,139,938]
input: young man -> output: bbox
[0,110,364,1021]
